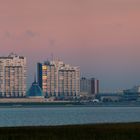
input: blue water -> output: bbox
[0,107,140,127]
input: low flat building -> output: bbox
[96,93,122,102]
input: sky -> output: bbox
[0,0,140,92]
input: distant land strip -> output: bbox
[0,123,140,140]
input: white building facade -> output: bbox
[37,60,80,97]
[0,53,26,97]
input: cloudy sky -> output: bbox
[0,0,140,91]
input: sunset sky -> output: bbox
[0,0,140,92]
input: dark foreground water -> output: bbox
[0,106,140,127]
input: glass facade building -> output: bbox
[27,79,44,98]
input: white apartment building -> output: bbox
[37,60,80,97]
[0,53,26,97]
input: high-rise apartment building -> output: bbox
[91,78,99,95]
[80,77,91,94]
[37,60,80,97]
[80,77,99,95]
[0,53,26,97]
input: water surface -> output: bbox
[0,107,140,127]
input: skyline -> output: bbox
[0,0,140,91]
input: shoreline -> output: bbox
[1,102,140,108]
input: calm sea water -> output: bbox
[0,106,140,127]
